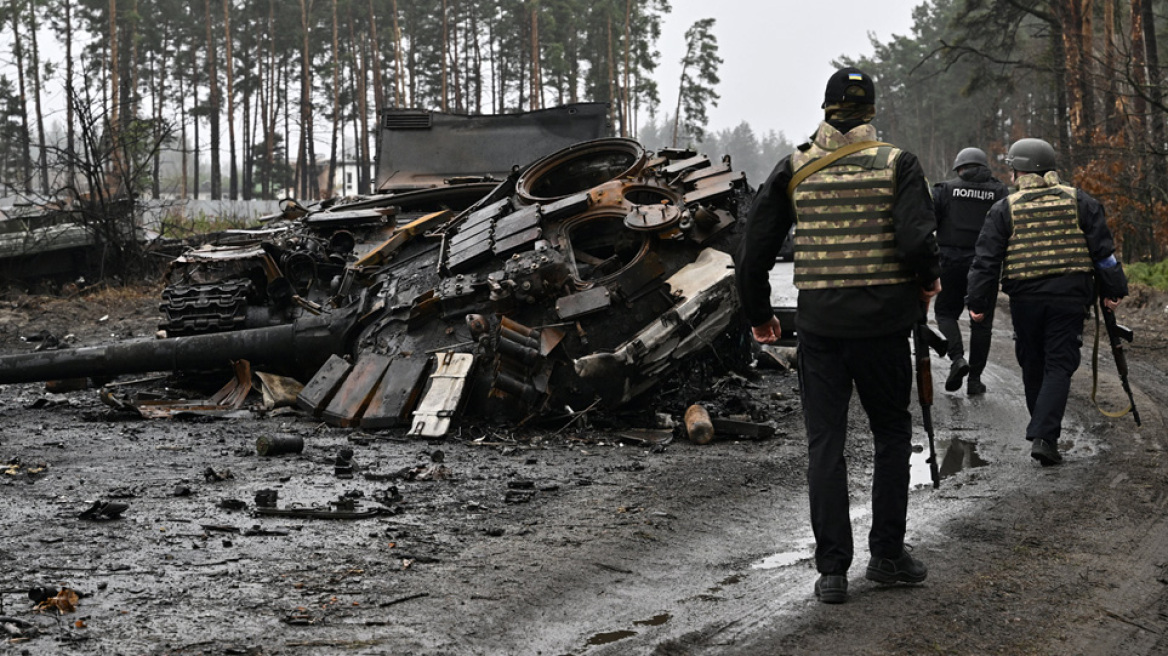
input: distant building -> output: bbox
[321,161,375,197]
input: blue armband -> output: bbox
[1095,254,1118,269]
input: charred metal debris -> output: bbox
[0,137,765,438]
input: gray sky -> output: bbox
[654,0,923,141]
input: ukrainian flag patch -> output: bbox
[848,73,863,81]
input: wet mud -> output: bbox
[3,287,1168,655]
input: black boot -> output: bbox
[945,357,969,392]
[1031,438,1062,466]
[968,323,992,395]
[967,376,986,396]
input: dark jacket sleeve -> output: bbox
[735,156,796,327]
[931,180,949,223]
[1078,190,1129,300]
[892,152,942,286]
[966,199,1010,314]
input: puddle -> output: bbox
[719,574,744,586]
[581,613,670,651]
[632,613,672,627]
[938,437,989,477]
[750,550,807,570]
[911,437,990,487]
[586,629,637,646]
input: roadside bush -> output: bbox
[1125,260,1168,290]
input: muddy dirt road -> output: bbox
[1,287,1167,656]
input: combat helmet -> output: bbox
[1005,138,1057,173]
[952,147,989,171]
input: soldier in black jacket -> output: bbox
[736,68,941,604]
[967,138,1128,466]
[932,148,1009,395]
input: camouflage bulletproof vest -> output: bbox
[788,124,914,290]
[1004,172,1092,281]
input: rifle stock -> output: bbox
[1101,304,1141,426]
[913,319,947,489]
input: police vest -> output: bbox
[1004,182,1092,281]
[937,179,1004,248]
[789,144,914,290]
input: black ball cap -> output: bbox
[822,67,876,107]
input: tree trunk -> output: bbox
[223,0,238,199]
[622,0,631,138]
[350,9,371,194]
[442,0,449,112]
[607,15,615,133]
[11,0,33,192]
[489,22,498,113]
[407,16,417,108]
[205,0,221,199]
[1140,0,1164,259]
[64,0,77,196]
[127,0,139,119]
[242,80,252,201]
[1128,0,1150,260]
[328,0,340,198]
[180,69,188,199]
[27,0,49,194]
[284,57,292,196]
[193,74,200,200]
[452,0,462,113]
[1056,0,1092,164]
[391,0,404,107]
[471,4,482,113]
[300,0,318,199]
[531,3,541,110]
[1103,0,1119,136]
[367,0,384,117]
[109,0,119,193]
[264,0,276,199]
[567,13,578,104]
[152,35,168,200]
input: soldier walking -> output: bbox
[736,67,941,604]
[932,148,1009,395]
[967,138,1128,465]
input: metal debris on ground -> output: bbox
[255,434,304,456]
[684,404,715,444]
[78,500,128,521]
[204,467,234,482]
[334,447,355,478]
[33,588,80,614]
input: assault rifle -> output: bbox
[913,307,949,489]
[1096,302,1141,427]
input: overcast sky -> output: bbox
[654,0,923,141]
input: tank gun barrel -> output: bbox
[0,311,354,385]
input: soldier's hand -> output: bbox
[920,278,941,301]
[1104,297,1121,310]
[751,317,782,344]
[970,310,985,323]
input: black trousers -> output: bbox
[1009,300,1087,442]
[797,329,913,575]
[936,250,994,376]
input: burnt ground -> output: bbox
[0,284,1167,656]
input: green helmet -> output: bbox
[952,147,988,170]
[1005,138,1057,173]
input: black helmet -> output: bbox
[822,67,875,108]
[1005,138,1057,173]
[952,147,989,170]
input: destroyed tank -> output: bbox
[0,104,753,436]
